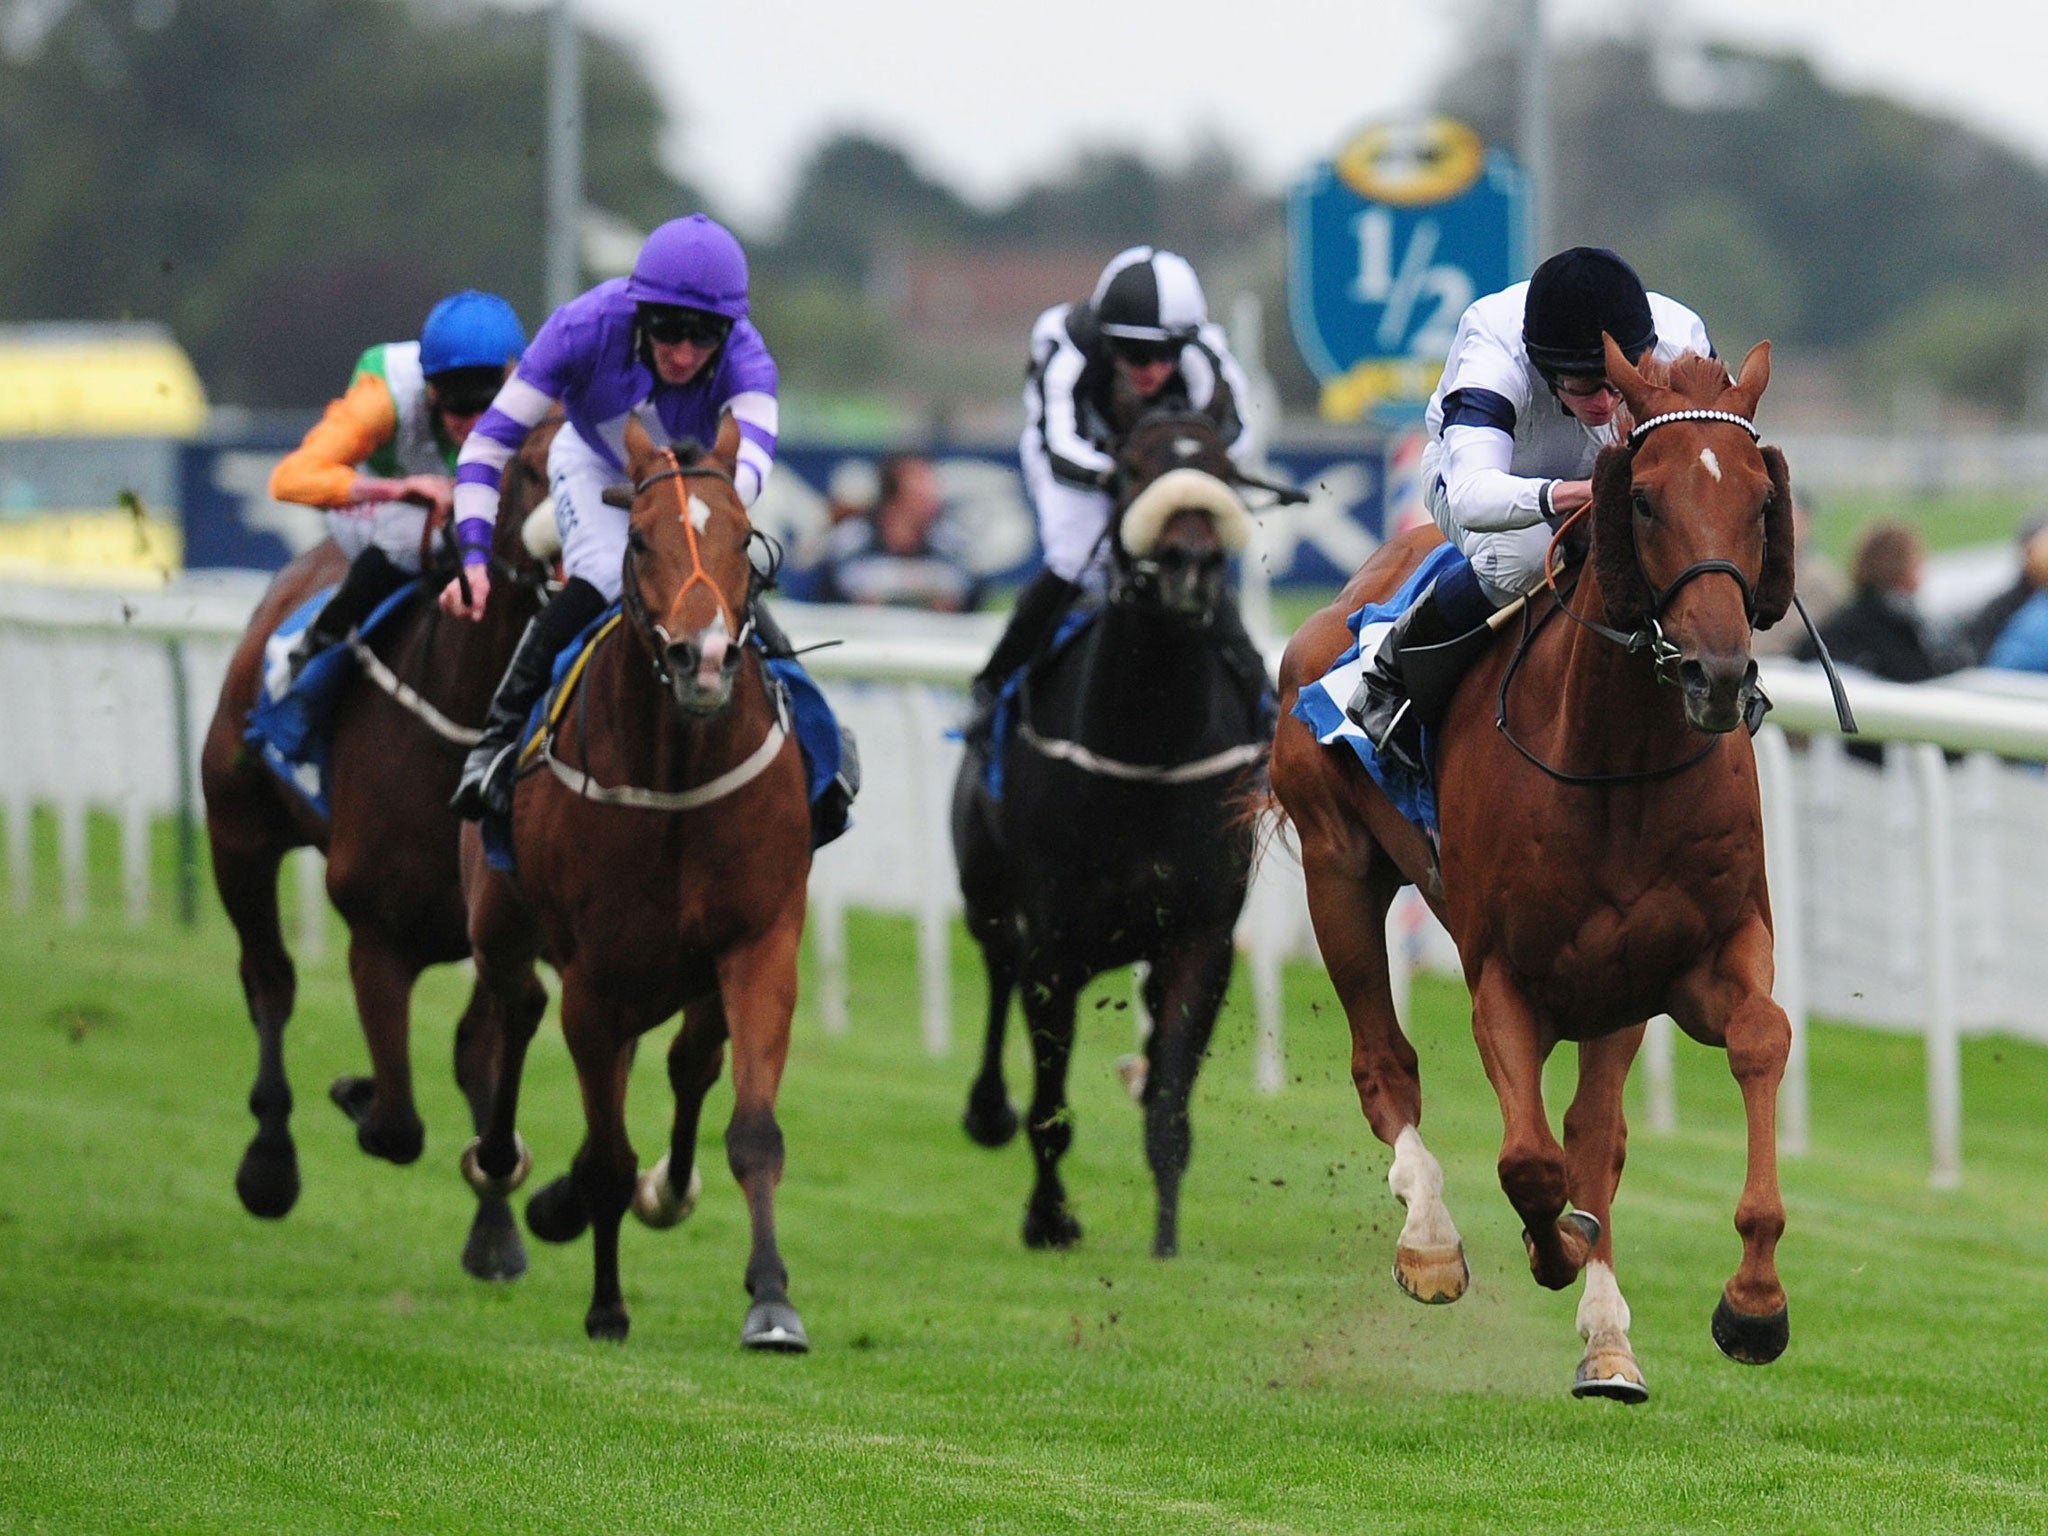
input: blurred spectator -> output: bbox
[1955,513,2048,665]
[825,457,881,526]
[1796,521,1960,684]
[1751,490,1848,657]
[814,453,983,612]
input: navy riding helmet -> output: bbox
[1522,247,1655,380]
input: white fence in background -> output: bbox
[6,577,2048,1190]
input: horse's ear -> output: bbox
[1726,339,1772,421]
[1590,443,1653,630]
[1603,332,1655,421]
[623,415,659,480]
[1754,444,1797,631]
[710,412,742,478]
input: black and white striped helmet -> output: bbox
[1091,246,1207,343]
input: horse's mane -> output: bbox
[1608,350,1732,440]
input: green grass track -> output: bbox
[1,817,2045,1532]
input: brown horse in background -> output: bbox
[201,423,556,1278]
[462,415,815,1349]
[1269,340,1797,1401]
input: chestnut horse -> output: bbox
[201,423,554,1278]
[1269,340,1796,1401]
[462,416,814,1349]
[954,409,1267,1258]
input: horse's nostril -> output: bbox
[1678,659,1710,696]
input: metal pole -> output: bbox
[545,0,584,312]
[1518,0,1553,265]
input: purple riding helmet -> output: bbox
[625,214,751,321]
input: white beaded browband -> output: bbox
[1626,409,1760,449]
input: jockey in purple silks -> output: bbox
[442,214,835,825]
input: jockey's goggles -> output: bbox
[642,306,734,349]
[428,366,506,417]
[1550,374,1621,401]
[1107,335,1183,367]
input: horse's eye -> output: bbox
[627,528,650,554]
[1631,489,1654,521]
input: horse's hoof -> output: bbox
[1572,1337,1649,1403]
[584,1304,629,1343]
[1022,1203,1082,1250]
[460,1198,528,1283]
[1523,1210,1600,1289]
[631,1154,703,1229]
[355,1114,425,1166]
[460,1134,532,1199]
[1114,1053,1148,1102]
[234,1136,300,1220]
[525,1175,589,1244]
[1711,1294,1790,1365]
[741,1299,810,1353]
[329,1076,375,1126]
[962,1092,1019,1149]
[1394,1243,1470,1305]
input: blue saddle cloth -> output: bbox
[1290,541,1465,837]
[245,584,418,819]
[482,605,851,873]
[980,605,1097,801]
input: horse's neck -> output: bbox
[601,640,775,788]
[1539,577,1697,775]
[1053,601,1238,759]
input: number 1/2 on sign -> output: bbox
[1349,207,1470,360]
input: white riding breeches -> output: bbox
[326,502,429,572]
[548,422,631,602]
[1020,432,1114,589]
[1425,475,1553,607]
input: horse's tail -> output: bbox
[1231,776,1297,880]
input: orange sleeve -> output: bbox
[267,373,400,507]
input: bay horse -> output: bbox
[1268,339,1797,1400]
[200,422,555,1278]
[462,415,815,1348]
[955,408,1268,1258]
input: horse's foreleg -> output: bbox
[1565,1027,1649,1402]
[1138,934,1233,1260]
[1301,851,1465,1302]
[1019,967,1084,1250]
[1676,916,1791,1365]
[463,871,552,1257]
[453,970,538,1282]
[1471,965,1598,1292]
[332,936,425,1165]
[634,993,726,1229]
[962,913,1021,1148]
[211,825,301,1219]
[718,917,809,1352]
[561,992,638,1342]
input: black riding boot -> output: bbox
[450,577,608,821]
[1344,580,1492,776]
[750,599,797,659]
[964,570,1081,743]
[289,547,409,678]
[746,600,861,847]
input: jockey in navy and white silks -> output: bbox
[1346,247,1714,774]
[971,246,1265,716]
[443,214,790,820]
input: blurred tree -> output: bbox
[0,0,702,405]
[769,131,981,286]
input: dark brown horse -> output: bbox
[955,409,1267,1258]
[201,423,555,1277]
[462,415,815,1348]
[1269,340,1797,1400]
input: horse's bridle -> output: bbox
[616,450,779,692]
[1499,408,1765,787]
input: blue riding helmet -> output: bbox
[626,214,751,321]
[419,290,527,377]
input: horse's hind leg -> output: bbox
[962,913,1021,1148]
[632,993,727,1230]
[452,976,528,1281]
[1019,969,1084,1250]
[1565,1026,1649,1402]
[1302,850,1466,1303]
[209,813,302,1219]
[558,985,639,1342]
[1139,934,1233,1259]
[1675,915,1791,1366]
[718,918,809,1351]
[1470,964,1601,1292]
[330,935,426,1165]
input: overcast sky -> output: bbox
[561,0,2048,232]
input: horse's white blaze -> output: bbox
[1388,1124,1462,1252]
[694,619,730,688]
[1699,447,1722,482]
[687,493,712,532]
[1575,1259,1632,1343]
[1119,467,1253,556]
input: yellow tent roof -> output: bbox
[0,324,209,437]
